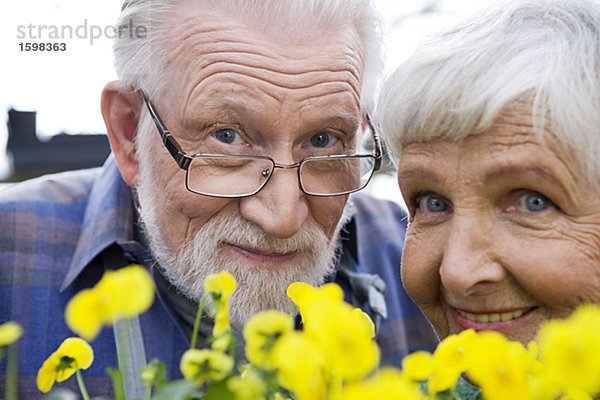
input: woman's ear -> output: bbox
[101,81,141,186]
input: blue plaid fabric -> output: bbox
[0,156,437,399]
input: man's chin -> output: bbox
[227,288,296,330]
[219,265,305,329]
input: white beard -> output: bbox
[135,130,347,330]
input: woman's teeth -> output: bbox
[457,308,532,323]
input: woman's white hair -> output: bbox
[377,0,600,183]
[113,0,384,111]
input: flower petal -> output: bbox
[0,321,23,347]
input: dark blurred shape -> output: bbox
[4,108,111,182]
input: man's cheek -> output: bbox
[315,196,349,240]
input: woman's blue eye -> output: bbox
[214,129,241,144]
[517,192,549,212]
[310,132,337,148]
[418,194,448,212]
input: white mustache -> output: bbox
[185,211,327,257]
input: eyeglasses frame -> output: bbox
[138,88,382,197]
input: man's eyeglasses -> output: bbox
[139,89,382,198]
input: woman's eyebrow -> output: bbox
[483,163,566,188]
[398,165,445,183]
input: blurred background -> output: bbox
[0,0,496,201]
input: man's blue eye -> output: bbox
[310,132,332,148]
[517,193,549,212]
[418,194,448,212]
[214,129,239,144]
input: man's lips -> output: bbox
[225,243,298,263]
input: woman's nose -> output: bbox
[439,214,507,296]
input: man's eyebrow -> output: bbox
[183,98,361,133]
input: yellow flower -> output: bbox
[465,330,535,400]
[213,307,232,337]
[402,351,434,382]
[528,374,563,400]
[537,304,600,395]
[180,348,234,387]
[562,387,595,400]
[95,264,155,320]
[36,337,94,393]
[65,288,105,341]
[0,321,23,347]
[227,366,267,400]
[140,358,163,385]
[309,304,379,381]
[65,264,154,341]
[286,281,318,321]
[205,271,237,337]
[428,329,477,393]
[211,330,235,352]
[140,368,156,386]
[205,271,237,301]
[342,367,430,400]
[288,282,379,381]
[243,310,294,370]
[270,331,328,400]
[527,340,539,359]
[288,282,342,326]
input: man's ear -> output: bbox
[101,81,141,187]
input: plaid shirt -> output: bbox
[0,156,437,399]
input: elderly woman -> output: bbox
[377,0,600,348]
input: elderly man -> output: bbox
[0,0,436,398]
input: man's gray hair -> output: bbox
[377,0,600,183]
[114,0,383,112]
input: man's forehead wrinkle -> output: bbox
[175,43,363,87]
[166,16,363,79]
[184,66,361,100]
[176,53,362,119]
[161,10,365,131]
[295,87,361,119]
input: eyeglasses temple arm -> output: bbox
[365,114,382,171]
[138,89,191,170]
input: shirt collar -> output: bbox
[61,156,136,291]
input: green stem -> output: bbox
[190,294,208,350]
[5,344,18,400]
[143,383,152,400]
[75,369,91,400]
[116,319,130,399]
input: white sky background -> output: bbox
[0,0,496,198]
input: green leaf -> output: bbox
[252,367,282,395]
[106,367,125,400]
[151,380,198,400]
[153,360,168,391]
[204,379,235,400]
[140,358,168,392]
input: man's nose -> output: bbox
[439,214,506,296]
[239,163,309,239]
